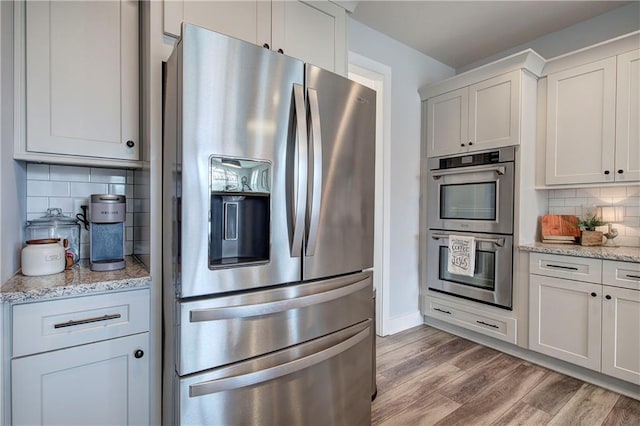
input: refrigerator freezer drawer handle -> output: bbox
[306,88,322,256]
[431,165,505,180]
[189,276,370,322]
[291,84,308,257]
[188,327,370,397]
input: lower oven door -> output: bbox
[426,230,513,309]
[178,320,372,426]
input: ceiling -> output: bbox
[350,1,632,69]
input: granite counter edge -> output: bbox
[519,244,640,263]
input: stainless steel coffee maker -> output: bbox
[89,194,126,271]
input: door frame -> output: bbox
[348,52,391,336]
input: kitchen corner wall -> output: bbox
[547,185,640,247]
[25,164,141,259]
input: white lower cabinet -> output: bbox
[12,333,149,426]
[529,253,640,385]
[10,289,150,425]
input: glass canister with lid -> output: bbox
[25,208,81,262]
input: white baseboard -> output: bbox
[384,310,423,335]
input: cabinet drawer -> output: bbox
[529,253,602,283]
[603,260,640,290]
[13,289,149,357]
[425,296,516,344]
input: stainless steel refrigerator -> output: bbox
[163,24,376,425]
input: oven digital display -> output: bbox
[461,156,473,164]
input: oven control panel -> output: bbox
[439,150,500,169]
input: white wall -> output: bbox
[348,18,453,321]
[458,2,640,72]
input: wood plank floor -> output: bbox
[373,325,640,426]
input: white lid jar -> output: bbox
[21,238,66,276]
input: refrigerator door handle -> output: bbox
[291,84,308,257]
[306,88,322,256]
[189,275,370,322]
[188,327,370,397]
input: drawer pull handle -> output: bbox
[545,264,578,271]
[54,313,121,329]
[476,320,499,329]
[625,274,640,279]
[433,307,452,315]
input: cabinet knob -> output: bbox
[590,292,597,297]
[468,141,473,146]
[604,170,610,175]
[617,169,624,174]
[263,43,270,49]
[134,349,144,359]
[605,295,612,300]
[126,140,135,148]
[277,48,284,54]
[460,143,465,147]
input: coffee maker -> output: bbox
[89,194,126,271]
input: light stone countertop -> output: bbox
[519,243,640,263]
[1,256,151,303]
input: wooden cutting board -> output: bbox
[541,214,580,238]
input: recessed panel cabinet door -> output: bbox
[11,333,149,426]
[615,49,640,182]
[545,57,616,184]
[601,285,640,385]
[426,87,469,157]
[25,0,139,161]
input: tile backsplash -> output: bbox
[26,164,136,259]
[547,185,640,247]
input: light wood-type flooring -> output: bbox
[373,325,640,426]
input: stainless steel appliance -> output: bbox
[163,24,376,425]
[426,147,515,309]
[426,147,515,235]
[89,194,125,271]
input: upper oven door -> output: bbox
[427,161,514,234]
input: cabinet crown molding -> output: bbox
[542,30,640,76]
[419,49,545,100]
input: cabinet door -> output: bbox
[615,49,640,182]
[426,87,469,157]
[163,0,271,46]
[25,0,138,161]
[529,275,602,371]
[12,333,149,426]
[271,1,346,74]
[602,286,640,384]
[545,57,616,184]
[468,70,521,152]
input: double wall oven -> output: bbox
[426,147,515,309]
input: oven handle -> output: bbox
[431,233,505,247]
[431,165,505,180]
[188,327,369,397]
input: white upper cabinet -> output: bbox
[545,58,617,185]
[615,49,640,182]
[163,0,346,74]
[420,50,544,158]
[426,71,522,157]
[15,0,140,166]
[543,35,640,185]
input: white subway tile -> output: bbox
[109,184,126,195]
[73,198,90,215]
[126,213,134,224]
[625,206,640,217]
[90,168,127,183]
[27,180,70,197]
[48,197,73,213]
[549,206,577,215]
[132,199,150,212]
[125,241,133,256]
[555,189,577,198]
[617,196,640,207]
[576,188,601,198]
[69,182,108,197]
[26,164,50,180]
[27,197,48,213]
[126,227,134,241]
[600,186,627,198]
[50,165,91,182]
[622,216,640,227]
[80,243,89,259]
[127,170,135,183]
[548,198,565,207]
[27,213,43,221]
[564,197,587,207]
[134,212,150,227]
[626,185,640,197]
[133,184,150,199]
[125,184,134,199]
[80,228,89,244]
